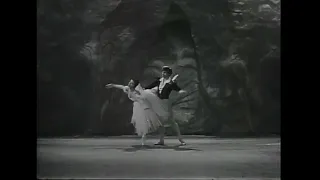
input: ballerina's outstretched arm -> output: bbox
[105,83,130,93]
[105,83,144,98]
[105,83,125,90]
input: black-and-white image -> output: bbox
[37,0,280,179]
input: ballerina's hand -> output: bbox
[105,84,114,89]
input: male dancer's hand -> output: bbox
[171,74,179,82]
[178,90,187,94]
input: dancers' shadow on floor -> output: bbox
[121,144,202,152]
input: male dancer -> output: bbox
[144,66,187,146]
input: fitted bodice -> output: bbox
[124,85,150,109]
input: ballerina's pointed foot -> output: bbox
[141,135,146,146]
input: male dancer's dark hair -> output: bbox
[162,66,173,75]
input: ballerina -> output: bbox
[105,79,162,146]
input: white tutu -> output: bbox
[126,85,162,136]
[131,102,162,136]
[142,89,172,124]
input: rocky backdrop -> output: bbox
[37,0,280,136]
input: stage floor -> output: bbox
[37,137,280,179]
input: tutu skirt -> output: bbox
[131,102,162,136]
[143,89,172,124]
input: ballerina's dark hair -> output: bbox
[132,79,140,88]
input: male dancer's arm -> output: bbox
[171,83,187,94]
[170,75,186,94]
[144,78,160,89]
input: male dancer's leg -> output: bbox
[167,107,186,145]
[155,116,165,145]
[158,125,165,144]
[155,118,185,145]
[170,118,186,145]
